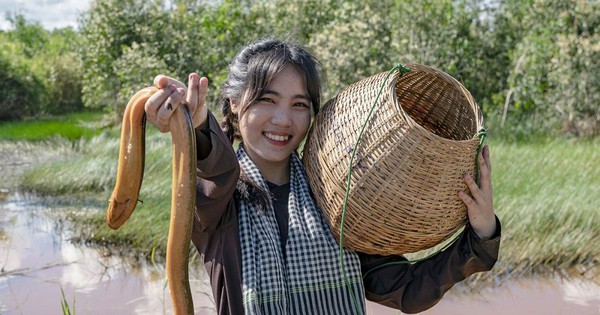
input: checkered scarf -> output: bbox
[236,144,365,315]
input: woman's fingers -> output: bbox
[154,75,186,90]
[145,84,185,133]
[188,75,209,129]
[145,84,176,126]
[194,76,209,128]
[197,76,208,112]
[458,145,496,240]
[463,173,482,203]
[185,73,199,114]
[477,145,494,202]
[146,73,208,130]
[157,88,186,127]
[483,145,491,173]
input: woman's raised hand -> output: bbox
[458,145,497,240]
[145,73,209,132]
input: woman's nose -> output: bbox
[270,104,292,126]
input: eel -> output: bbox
[106,87,197,315]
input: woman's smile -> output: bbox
[263,131,291,144]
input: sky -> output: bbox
[0,0,91,30]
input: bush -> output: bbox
[0,57,45,120]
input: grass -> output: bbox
[490,137,600,277]
[60,287,76,315]
[0,111,106,141]
[8,115,600,279]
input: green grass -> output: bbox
[0,111,106,141]
[60,287,76,315]
[14,131,600,277]
[491,137,600,276]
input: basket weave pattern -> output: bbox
[303,64,484,255]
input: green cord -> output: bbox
[338,64,410,314]
[474,128,487,186]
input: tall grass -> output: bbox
[14,129,600,276]
[60,287,76,315]
[491,138,600,276]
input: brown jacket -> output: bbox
[191,112,501,315]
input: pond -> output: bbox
[1,194,599,315]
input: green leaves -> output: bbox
[2,0,598,136]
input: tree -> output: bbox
[79,0,165,116]
[501,0,600,136]
[5,12,48,58]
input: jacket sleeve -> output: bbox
[360,217,501,314]
[192,111,240,232]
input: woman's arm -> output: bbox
[193,111,240,232]
[360,221,500,313]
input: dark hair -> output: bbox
[220,38,323,208]
[220,38,322,143]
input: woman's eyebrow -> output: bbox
[262,89,310,101]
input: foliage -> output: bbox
[4,12,48,58]
[0,14,83,120]
[78,0,165,115]
[307,1,395,98]
[0,55,45,120]
[40,29,85,114]
[78,0,264,117]
[1,0,599,135]
[499,0,600,136]
[60,286,76,315]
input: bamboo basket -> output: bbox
[302,63,484,255]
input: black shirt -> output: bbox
[266,181,290,257]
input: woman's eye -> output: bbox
[258,97,275,103]
[293,102,310,108]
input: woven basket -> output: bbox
[302,63,484,255]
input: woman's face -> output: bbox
[234,65,312,175]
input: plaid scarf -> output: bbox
[236,145,365,315]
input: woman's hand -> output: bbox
[144,73,209,132]
[458,145,497,240]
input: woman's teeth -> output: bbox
[264,133,289,142]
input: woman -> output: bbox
[145,38,500,315]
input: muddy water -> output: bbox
[0,195,215,315]
[368,277,600,315]
[1,194,600,315]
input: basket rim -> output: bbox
[387,64,485,144]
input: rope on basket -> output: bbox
[474,128,487,186]
[336,64,488,313]
[338,64,410,314]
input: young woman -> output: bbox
[145,38,501,315]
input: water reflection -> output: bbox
[0,195,215,315]
[1,195,599,315]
